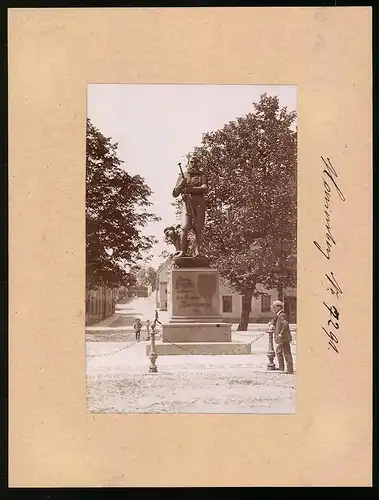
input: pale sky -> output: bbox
[87,84,297,269]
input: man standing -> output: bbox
[270,300,294,374]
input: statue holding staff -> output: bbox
[172,156,208,258]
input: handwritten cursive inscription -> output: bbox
[313,156,346,260]
[314,157,345,354]
[325,271,343,299]
[322,273,343,353]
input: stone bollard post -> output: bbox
[267,326,276,371]
[149,330,158,373]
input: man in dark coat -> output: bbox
[271,300,294,374]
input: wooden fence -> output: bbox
[85,286,119,326]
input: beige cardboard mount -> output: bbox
[8,7,372,487]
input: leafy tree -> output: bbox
[136,266,158,290]
[181,94,297,329]
[86,119,159,289]
[159,249,173,261]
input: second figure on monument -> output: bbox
[172,157,208,258]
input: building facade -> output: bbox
[127,286,149,298]
[155,259,297,324]
[155,257,172,311]
[219,279,297,324]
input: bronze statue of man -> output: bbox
[172,158,208,257]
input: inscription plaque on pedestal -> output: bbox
[161,267,233,343]
[171,268,220,320]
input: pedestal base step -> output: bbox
[146,342,251,356]
[161,323,232,343]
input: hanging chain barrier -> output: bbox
[86,327,295,381]
[86,327,295,360]
[86,339,139,358]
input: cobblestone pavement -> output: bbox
[86,295,297,414]
[86,330,136,342]
[86,368,296,414]
[86,339,296,414]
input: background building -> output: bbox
[127,286,149,298]
[219,279,296,324]
[155,257,172,311]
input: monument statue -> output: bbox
[163,224,182,253]
[172,157,208,264]
[152,156,249,356]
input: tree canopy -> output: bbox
[136,266,158,290]
[86,119,159,289]
[182,94,297,329]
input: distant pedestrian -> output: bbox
[133,318,142,342]
[154,309,162,325]
[270,300,294,374]
[151,319,157,333]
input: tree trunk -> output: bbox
[237,290,253,331]
[277,238,284,302]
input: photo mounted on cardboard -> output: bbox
[85,84,297,414]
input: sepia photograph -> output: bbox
[85,84,297,414]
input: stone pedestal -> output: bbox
[162,267,231,343]
[157,265,251,355]
[162,323,231,343]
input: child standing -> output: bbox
[133,318,142,342]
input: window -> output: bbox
[222,295,233,313]
[261,294,271,313]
